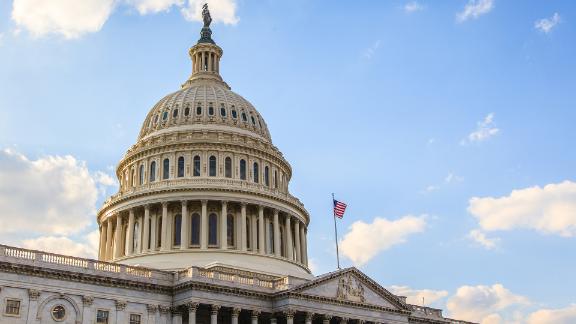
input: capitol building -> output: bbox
[0,7,474,324]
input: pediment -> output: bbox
[290,268,406,310]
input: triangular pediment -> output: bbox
[289,268,407,310]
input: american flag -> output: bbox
[333,199,347,219]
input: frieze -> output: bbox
[336,274,365,303]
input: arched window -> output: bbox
[157,217,162,248]
[172,109,179,118]
[253,162,259,183]
[231,109,237,119]
[240,159,246,180]
[133,222,140,252]
[162,111,168,121]
[274,170,278,189]
[251,115,256,125]
[208,105,214,116]
[163,158,170,180]
[139,164,145,185]
[264,166,270,187]
[208,213,218,246]
[209,156,217,177]
[196,105,202,115]
[184,107,190,116]
[227,214,235,247]
[225,157,232,178]
[241,112,247,122]
[130,169,135,187]
[193,156,201,176]
[220,106,227,117]
[177,156,185,178]
[173,214,182,246]
[150,161,156,182]
[191,213,200,246]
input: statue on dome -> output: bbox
[202,3,212,28]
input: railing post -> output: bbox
[0,246,5,257]
[35,251,43,262]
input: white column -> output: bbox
[147,305,158,324]
[26,290,40,323]
[300,225,308,266]
[305,313,313,324]
[294,220,301,263]
[251,213,258,252]
[114,214,123,258]
[115,301,127,324]
[181,200,189,249]
[258,206,265,254]
[201,52,206,71]
[81,296,94,324]
[143,205,150,252]
[127,209,135,255]
[201,200,208,249]
[161,202,169,251]
[173,311,183,324]
[150,212,157,250]
[106,218,113,260]
[323,315,332,324]
[285,215,293,260]
[251,310,260,324]
[98,223,106,260]
[221,201,228,249]
[211,305,220,324]
[273,210,280,257]
[208,52,213,72]
[241,203,247,251]
[231,308,240,324]
[187,303,198,324]
[285,310,294,324]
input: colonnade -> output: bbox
[192,48,220,74]
[98,199,308,267]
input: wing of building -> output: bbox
[0,7,476,324]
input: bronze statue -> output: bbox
[202,3,212,28]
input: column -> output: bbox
[208,52,213,72]
[294,220,301,262]
[181,200,189,250]
[98,224,106,260]
[251,213,257,252]
[241,203,247,251]
[127,209,135,255]
[300,225,308,266]
[258,206,265,255]
[106,218,113,260]
[115,300,127,324]
[285,310,295,324]
[273,210,280,257]
[210,305,220,324]
[172,309,183,324]
[323,315,332,324]
[221,201,228,249]
[231,308,241,324]
[270,317,277,324]
[201,200,208,249]
[251,310,260,324]
[82,296,94,324]
[159,306,170,324]
[285,215,293,260]
[26,289,40,323]
[114,214,123,258]
[187,303,198,324]
[339,318,348,324]
[147,305,158,324]
[143,205,150,252]
[151,212,158,250]
[305,313,313,324]
[161,202,169,251]
[201,52,206,71]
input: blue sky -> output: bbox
[1,1,575,323]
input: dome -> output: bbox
[138,81,272,143]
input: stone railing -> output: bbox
[0,245,173,286]
[409,304,443,318]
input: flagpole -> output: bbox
[332,193,341,270]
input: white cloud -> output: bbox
[528,304,576,324]
[404,1,424,13]
[468,229,500,250]
[461,113,499,145]
[445,173,464,184]
[468,181,576,237]
[388,285,449,306]
[535,13,561,34]
[181,0,239,25]
[362,40,381,59]
[340,215,426,266]
[0,33,4,46]
[21,230,99,258]
[127,0,184,14]
[447,284,529,323]
[11,0,116,39]
[457,0,494,22]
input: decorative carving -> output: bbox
[115,300,127,311]
[159,305,171,314]
[211,304,221,314]
[187,302,199,312]
[336,274,365,303]
[283,309,295,319]
[232,307,241,317]
[323,315,333,322]
[147,304,158,314]
[305,312,314,322]
[251,310,261,318]
[82,296,94,306]
[28,289,41,301]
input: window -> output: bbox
[5,299,20,316]
[239,159,246,180]
[173,214,182,246]
[225,157,232,178]
[163,158,170,180]
[193,156,201,176]
[209,156,217,177]
[241,112,247,122]
[184,107,190,116]
[96,310,109,323]
[264,166,270,186]
[253,162,259,183]
[251,115,256,125]
[220,105,227,117]
[157,218,162,248]
[149,161,156,182]
[274,170,278,189]
[130,169,135,187]
[139,164,145,185]
[231,109,237,119]
[130,314,141,324]
[172,109,179,118]
[177,156,185,178]
[227,214,235,246]
[196,105,202,115]
[208,104,214,116]
[51,305,66,321]
[162,111,168,121]
[191,213,200,245]
[208,213,218,246]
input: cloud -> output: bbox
[421,172,463,194]
[388,285,449,306]
[362,40,381,59]
[181,0,239,25]
[447,284,529,323]
[21,230,100,258]
[535,13,561,34]
[11,0,116,39]
[527,304,576,324]
[461,113,499,145]
[127,0,184,14]
[404,1,424,13]
[445,173,464,184]
[457,0,494,22]
[468,180,576,237]
[468,229,500,250]
[340,215,426,266]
